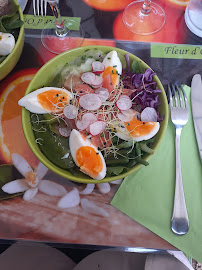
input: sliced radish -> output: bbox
[63,105,78,119]
[116,96,132,111]
[122,109,136,117]
[79,94,102,110]
[76,119,90,131]
[89,121,106,136]
[92,61,105,74]
[91,75,103,88]
[83,113,97,132]
[122,109,140,121]
[81,72,96,85]
[95,88,109,102]
[82,112,97,123]
[141,107,158,122]
[59,126,71,137]
[117,112,133,122]
[119,94,131,100]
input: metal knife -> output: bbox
[191,74,202,160]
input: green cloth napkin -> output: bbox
[111,85,202,263]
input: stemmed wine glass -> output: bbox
[41,0,84,54]
[123,0,166,35]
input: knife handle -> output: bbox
[171,128,189,235]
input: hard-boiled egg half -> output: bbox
[102,51,122,88]
[18,87,73,114]
[0,32,15,56]
[116,110,160,142]
[69,129,106,180]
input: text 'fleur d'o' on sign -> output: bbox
[151,44,202,59]
[23,15,80,30]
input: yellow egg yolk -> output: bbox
[76,146,103,178]
[102,66,119,87]
[37,89,70,112]
[124,117,157,138]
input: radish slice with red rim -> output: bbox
[63,105,78,119]
[92,83,103,89]
[121,109,136,117]
[83,112,97,132]
[89,121,106,136]
[141,107,158,122]
[92,61,105,74]
[76,119,90,131]
[116,96,132,111]
[117,113,133,122]
[81,72,96,85]
[79,94,102,110]
[59,126,71,137]
[95,88,109,102]
[122,109,140,120]
[91,75,103,88]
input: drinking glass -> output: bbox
[41,0,84,54]
[122,0,166,35]
[185,0,202,38]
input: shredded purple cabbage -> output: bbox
[122,54,164,121]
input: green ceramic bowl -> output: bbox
[0,0,25,81]
[22,46,168,184]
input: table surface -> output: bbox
[0,0,202,251]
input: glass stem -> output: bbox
[48,0,68,37]
[141,0,151,15]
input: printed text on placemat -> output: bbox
[151,44,202,59]
[24,15,80,30]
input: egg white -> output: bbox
[18,87,73,114]
[102,51,122,75]
[69,129,106,180]
[0,32,15,56]
[116,119,160,142]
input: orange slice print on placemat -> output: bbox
[82,0,133,11]
[81,39,115,47]
[0,69,39,168]
[159,0,189,10]
[113,7,186,44]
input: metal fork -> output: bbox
[168,84,189,235]
[33,0,47,16]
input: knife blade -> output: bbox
[191,74,202,160]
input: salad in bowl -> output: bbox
[20,46,168,183]
[0,0,24,80]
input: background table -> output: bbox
[0,0,201,254]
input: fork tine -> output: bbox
[180,85,189,108]
[44,0,47,17]
[33,0,36,16]
[168,84,173,107]
[37,0,40,16]
[172,84,178,107]
[41,0,43,16]
[175,85,183,107]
